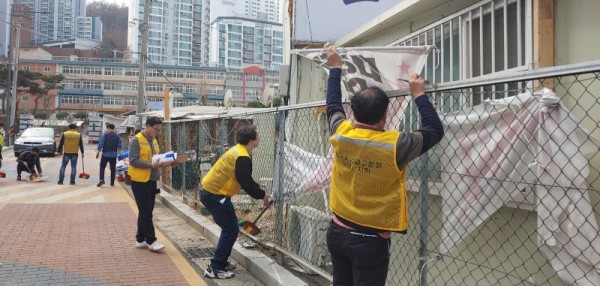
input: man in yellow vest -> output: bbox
[325,47,444,285]
[57,123,84,185]
[199,125,272,279]
[128,116,175,252]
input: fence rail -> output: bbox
[159,61,600,286]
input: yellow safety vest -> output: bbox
[201,144,249,197]
[329,120,409,232]
[63,130,81,154]
[128,132,160,183]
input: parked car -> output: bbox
[14,127,57,157]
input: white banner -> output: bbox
[293,46,434,93]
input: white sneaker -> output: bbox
[204,265,234,279]
[135,241,149,249]
[148,240,165,252]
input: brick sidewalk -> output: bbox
[0,203,191,285]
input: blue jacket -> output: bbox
[97,131,122,158]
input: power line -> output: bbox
[303,0,313,42]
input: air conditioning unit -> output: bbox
[287,206,331,268]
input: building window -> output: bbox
[44,66,51,72]
[103,97,122,106]
[83,81,102,89]
[146,83,162,92]
[62,66,81,74]
[125,69,139,76]
[104,67,122,76]
[63,81,82,89]
[122,82,137,90]
[83,67,102,75]
[104,82,122,90]
[81,96,101,105]
[60,95,80,104]
[123,98,136,105]
[206,72,224,80]
[395,0,528,110]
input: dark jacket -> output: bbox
[17,151,42,174]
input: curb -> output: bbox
[158,191,309,286]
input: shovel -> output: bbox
[79,155,90,179]
[239,201,273,236]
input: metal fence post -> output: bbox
[275,110,286,265]
[219,118,228,156]
[418,141,431,286]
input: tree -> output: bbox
[246,100,267,108]
[87,2,128,58]
[36,73,65,113]
[34,111,48,119]
[0,68,64,121]
[74,111,88,120]
[55,111,69,120]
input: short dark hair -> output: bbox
[31,147,40,153]
[236,125,257,145]
[145,116,162,127]
[106,123,115,129]
[68,123,77,129]
[350,87,389,125]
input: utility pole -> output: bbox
[4,21,21,146]
[136,0,151,130]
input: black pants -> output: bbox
[131,180,158,245]
[327,221,391,286]
[17,162,36,177]
[99,156,117,185]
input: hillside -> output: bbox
[86,2,129,58]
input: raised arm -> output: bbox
[325,47,346,135]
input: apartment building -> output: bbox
[128,0,211,66]
[210,16,283,71]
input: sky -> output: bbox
[294,0,401,41]
[86,0,402,42]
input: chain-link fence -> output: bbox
[161,61,600,286]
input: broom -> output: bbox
[79,155,90,179]
[24,164,38,181]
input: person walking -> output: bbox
[96,123,123,187]
[128,116,175,252]
[57,123,84,185]
[16,147,42,181]
[324,47,444,285]
[199,125,273,279]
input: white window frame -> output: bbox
[392,0,532,112]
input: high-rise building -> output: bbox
[77,16,102,41]
[210,0,280,23]
[0,0,12,56]
[128,0,210,66]
[208,0,283,70]
[15,0,88,43]
[210,16,283,71]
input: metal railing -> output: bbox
[159,60,600,286]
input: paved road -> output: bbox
[0,145,206,286]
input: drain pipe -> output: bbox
[239,230,333,282]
